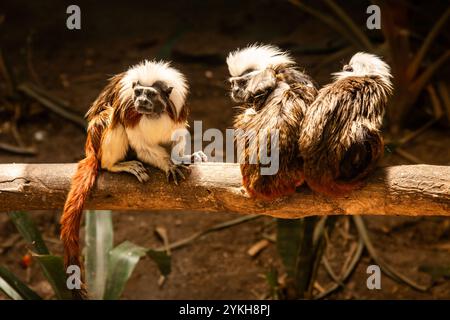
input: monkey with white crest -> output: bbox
[60,60,206,298]
[300,52,393,196]
[227,44,318,200]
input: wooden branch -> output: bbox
[0,163,449,218]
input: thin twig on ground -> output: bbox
[17,82,86,128]
[0,142,37,155]
[352,216,429,292]
[314,236,363,299]
[154,215,262,252]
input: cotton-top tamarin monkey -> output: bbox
[227,44,317,200]
[60,60,206,298]
[299,52,393,196]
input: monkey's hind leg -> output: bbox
[106,160,150,183]
[100,125,150,183]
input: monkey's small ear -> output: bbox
[132,81,138,88]
[165,86,173,95]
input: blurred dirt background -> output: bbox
[0,0,449,299]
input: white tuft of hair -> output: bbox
[119,60,188,114]
[333,52,392,84]
[226,44,294,77]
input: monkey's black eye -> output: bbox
[134,89,142,96]
[145,90,156,98]
[343,65,353,72]
[237,79,247,87]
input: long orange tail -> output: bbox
[60,136,99,298]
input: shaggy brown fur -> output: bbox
[299,75,392,196]
[234,66,317,200]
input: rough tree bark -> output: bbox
[0,163,449,217]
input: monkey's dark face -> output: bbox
[229,69,258,103]
[229,68,277,104]
[132,81,173,117]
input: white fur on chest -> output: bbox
[126,114,184,150]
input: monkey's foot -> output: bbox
[166,163,190,185]
[112,160,150,183]
[191,151,208,163]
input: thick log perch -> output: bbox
[0,163,449,217]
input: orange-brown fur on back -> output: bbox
[234,67,317,200]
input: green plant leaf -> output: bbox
[85,210,113,300]
[147,249,171,276]
[292,217,318,298]
[0,266,42,300]
[8,211,49,255]
[8,211,72,299]
[276,217,336,299]
[32,254,73,300]
[103,241,147,300]
[276,219,303,278]
[419,265,450,282]
[265,267,279,300]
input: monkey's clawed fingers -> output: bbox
[166,163,190,185]
[191,151,208,163]
[127,160,150,183]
